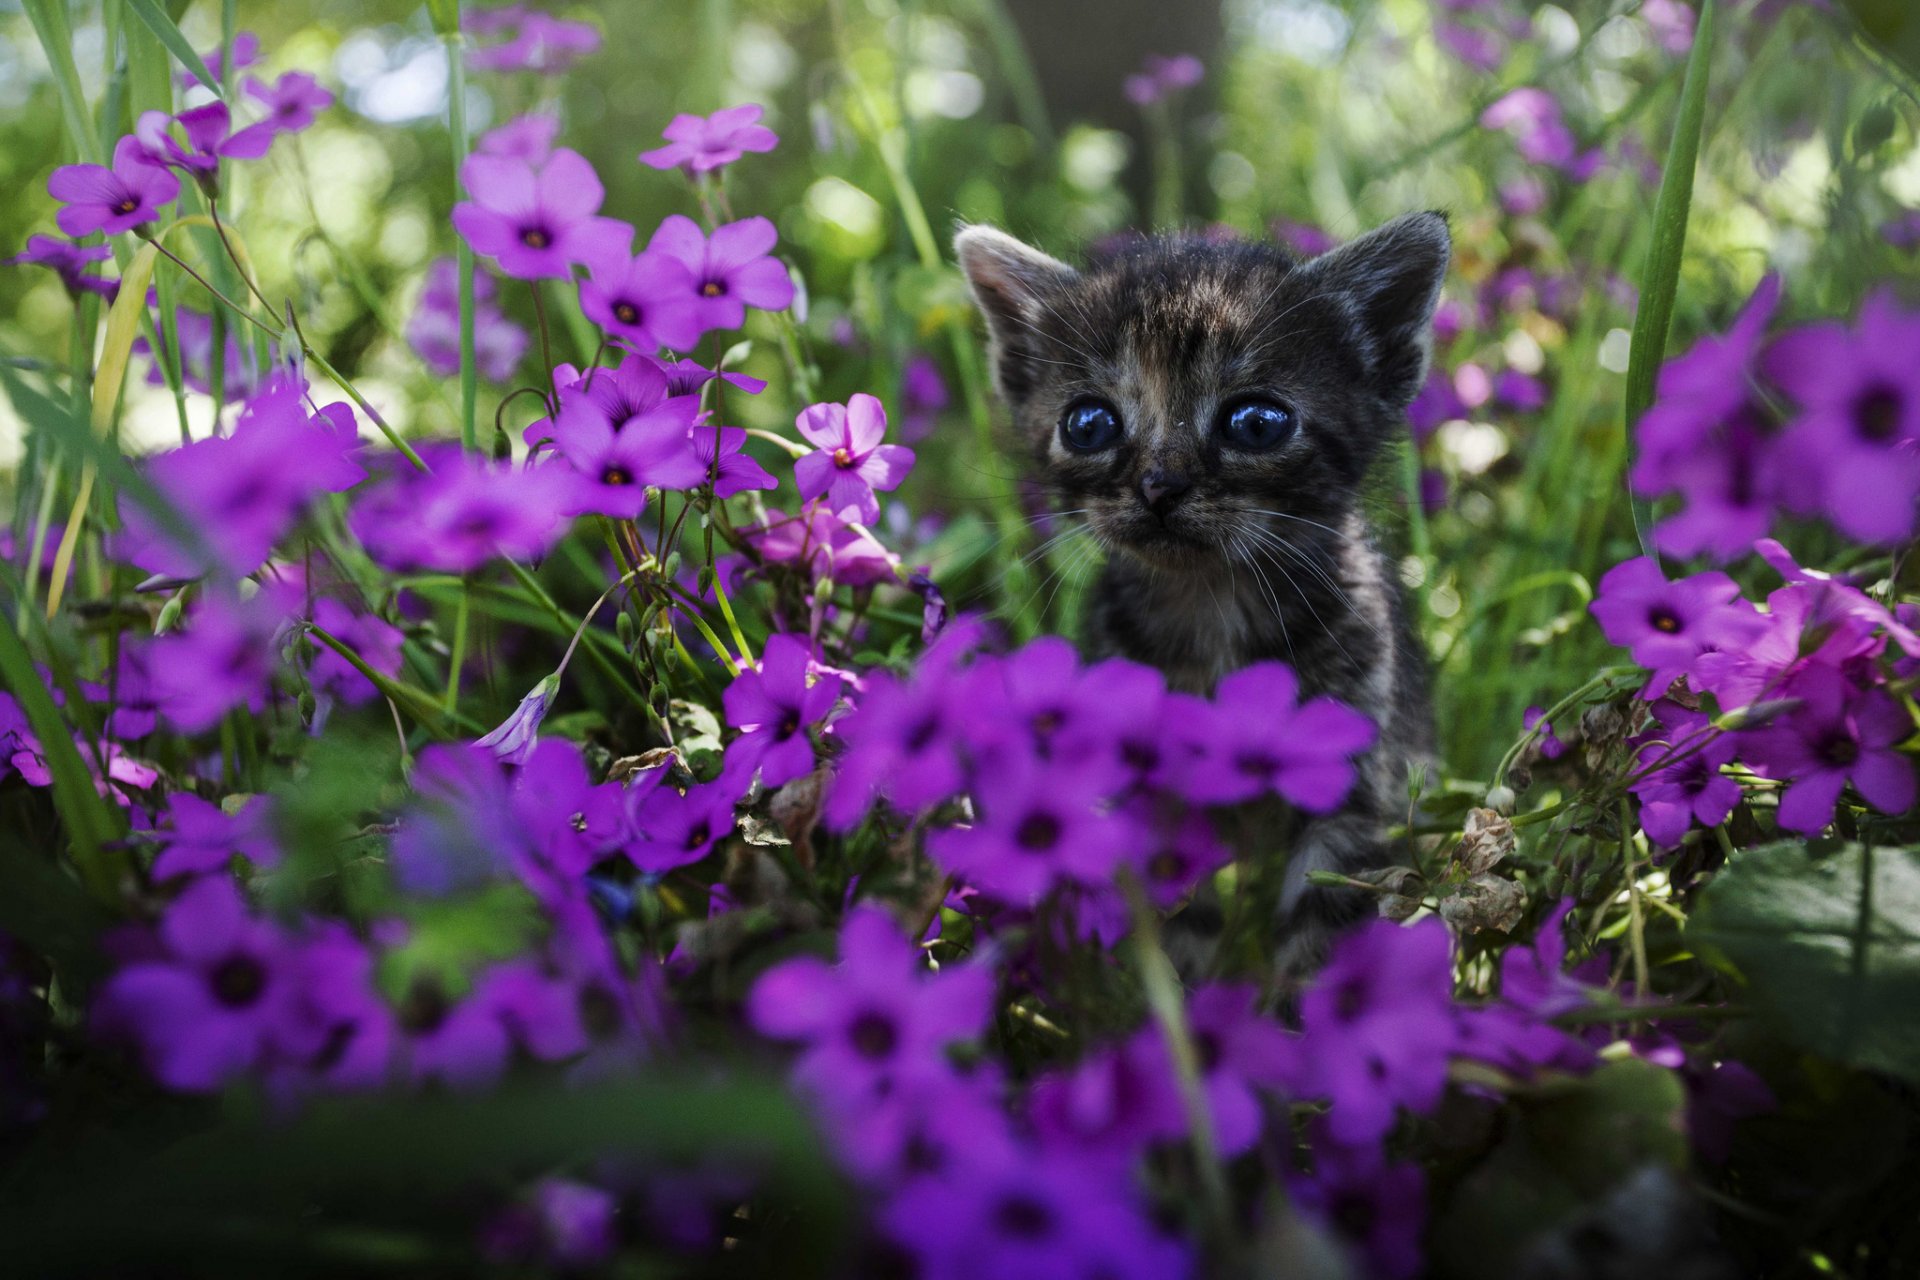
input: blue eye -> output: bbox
[1219,398,1297,451]
[1060,399,1123,452]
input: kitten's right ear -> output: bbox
[954,225,1077,400]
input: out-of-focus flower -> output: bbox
[452,149,632,281]
[145,793,281,880]
[1290,1138,1427,1280]
[1765,290,1920,545]
[406,257,529,381]
[478,112,561,164]
[482,1178,619,1269]
[135,305,256,400]
[743,504,899,588]
[639,103,778,174]
[1175,662,1375,811]
[793,394,915,523]
[1523,706,1566,760]
[1124,53,1204,106]
[4,235,115,300]
[898,355,951,443]
[350,445,571,574]
[1481,88,1578,170]
[1884,211,1920,251]
[928,749,1139,904]
[180,30,260,88]
[466,7,602,74]
[1642,0,1697,53]
[47,136,180,237]
[148,592,286,733]
[644,214,795,337]
[304,597,405,708]
[227,72,334,153]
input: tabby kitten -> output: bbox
[955,213,1450,972]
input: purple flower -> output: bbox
[824,669,968,828]
[1435,20,1508,72]
[227,72,333,154]
[1642,0,1697,53]
[1765,290,1920,544]
[478,112,561,164]
[1631,701,1741,847]
[133,102,273,187]
[645,214,795,337]
[578,249,699,350]
[928,749,1137,904]
[545,356,708,514]
[899,355,950,443]
[883,1147,1190,1280]
[1176,662,1375,811]
[639,103,778,175]
[452,149,632,281]
[1290,1139,1427,1280]
[1125,802,1231,907]
[397,976,513,1090]
[747,905,993,1099]
[722,634,842,789]
[1124,52,1204,106]
[305,596,405,708]
[1481,88,1578,170]
[1523,706,1566,760]
[626,776,738,873]
[94,877,302,1091]
[180,30,260,88]
[135,305,255,400]
[1288,919,1459,1146]
[149,593,284,733]
[743,504,899,588]
[146,793,280,880]
[793,394,915,523]
[406,257,529,381]
[476,674,560,766]
[1029,1035,1186,1166]
[1741,665,1915,835]
[11,734,157,805]
[483,1179,619,1268]
[349,444,571,574]
[1497,900,1607,1020]
[467,8,602,74]
[118,379,364,580]
[5,235,115,300]
[691,426,778,498]
[1589,557,1754,695]
[47,135,180,237]
[1494,368,1547,412]
[1175,983,1293,1155]
[1884,210,1920,251]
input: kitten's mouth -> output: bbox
[1102,512,1219,567]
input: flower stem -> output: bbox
[147,239,283,341]
[444,21,479,452]
[443,583,471,713]
[529,280,558,411]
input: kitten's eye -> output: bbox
[1219,398,1297,452]
[1059,399,1123,452]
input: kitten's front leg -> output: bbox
[1272,807,1396,978]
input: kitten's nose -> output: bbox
[1139,469,1191,514]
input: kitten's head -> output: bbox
[955,215,1450,570]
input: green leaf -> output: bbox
[124,0,222,96]
[1690,841,1920,1083]
[1622,0,1717,556]
[20,0,103,165]
[0,615,127,902]
[1841,0,1920,83]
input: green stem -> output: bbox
[445,16,479,452]
[444,584,471,713]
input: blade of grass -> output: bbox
[1623,0,1717,557]
[21,0,103,166]
[125,0,222,96]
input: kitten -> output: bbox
[955,214,1449,973]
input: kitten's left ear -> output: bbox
[1303,211,1451,407]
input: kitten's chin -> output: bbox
[1103,519,1222,571]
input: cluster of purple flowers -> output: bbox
[1634,277,1920,555]
[406,257,529,381]
[1124,53,1204,107]
[1593,540,1919,841]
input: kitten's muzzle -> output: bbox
[1139,468,1191,516]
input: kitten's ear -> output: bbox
[1303,211,1451,406]
[954,224,1077,400]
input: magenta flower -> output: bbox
[899,354,950,442]
[1766,290,1920,544]
[467,8,602,74]
[1170,983,1294,1155]
[1742,666,1916,835]
[1480,87,1578,170]
[746,905,993,1098]
[1523,706,1567,760]
[793,394,915,523]
[146,793,280,881]
[640,103,779,174]
[927,750,1138,904]
[5,234,115,299]
[227,72,334,154]
[305,597,405,708]
[577,249,699,350]
[1176,662,1375,811]
[743,504,899,588]
[1589,557,1755,695]
[1124,52,1204,106]
[47,135,180,236]
[1630,701,1741,848]
[180,31,259,88]
[406,257,528,381]
[691,426,778,498]
[452,148,632,281]
[722,634,843,788]
[1288,919,1461,1146]
[544,355,708,513]
[134,102,273,186]
[350,445,572,574]
[149,592,283,733]
[1125,802,1231,907]
[1290,1139,1428,1280]
[645,214,795,336]
[626,777,738,873]
[478,112,561,164]
[94,877,302,1091]
[1029,1035,1186,1166]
